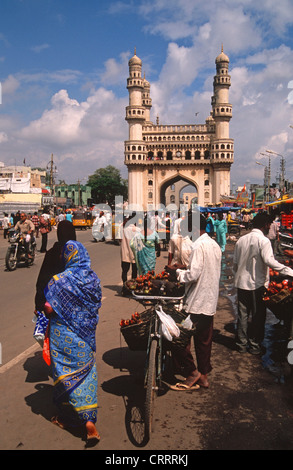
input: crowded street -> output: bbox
[0,225,293,451]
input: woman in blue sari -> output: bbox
[44,240,102,445]
[130,218,160,275]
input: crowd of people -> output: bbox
[117,209,293,393]
[2,204,292,446]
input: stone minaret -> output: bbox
[211,46,234,202]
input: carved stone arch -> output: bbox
[159,172,198,207]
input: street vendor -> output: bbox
[170,213,222,391]
[233,212,293,355]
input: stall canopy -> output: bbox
[199,206,242,213]
[265,198,293,208]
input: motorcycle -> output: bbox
[5,229,36,271]
[277,226,293,256]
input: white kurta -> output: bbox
[177,233,222,315]
[233,228,293,290]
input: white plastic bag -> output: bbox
[156,306,180,342]
[181,314,193,330]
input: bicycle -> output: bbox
[132,293,185,440]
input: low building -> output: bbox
[54,183,92,208]
[0,162,47,213]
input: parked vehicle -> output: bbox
[5,229,36,271]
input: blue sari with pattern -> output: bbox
[130,230,159,275]
[44,241,102,425]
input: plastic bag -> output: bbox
[42,334,51,366]
[156,306,180,341]
[33,311,49,348]
[181,315,193,330]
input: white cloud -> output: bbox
[11,87,128,182]
[2,75,20,96]
[30,44,50,53]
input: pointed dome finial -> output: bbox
[216,45,229,63]
[134,47,136,55]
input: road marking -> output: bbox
[0,343,40,374]
[0,299,107,374]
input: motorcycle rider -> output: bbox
[14,212,35,262]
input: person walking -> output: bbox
[65,210,73,222]
[171,214,222,390]
[119,214,140,295]
[43,240,102,446]
[3,213,10,239]
[242,211,250,230]
[214,212,227,253]
[205,212,215,237]
[233,212,293,355]
[35,220,76,313]
[39,210,51,253]
[31,212,40,238]
[130,216,160,275]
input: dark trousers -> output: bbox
[40,232,48,252]
[172,314,214,377]
[121,261,137,283]
[236,287,266,352]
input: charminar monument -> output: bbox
[124,47,234,210]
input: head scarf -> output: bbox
[57,220,76,245]
[45,241,102,351]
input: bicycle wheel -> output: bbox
[145,338,158,439]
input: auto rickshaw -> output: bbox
[72,210,93,230]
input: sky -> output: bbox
[0,0,293,190]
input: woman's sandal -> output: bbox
[170,382,200,391]
[85,432,101,447]
[51,416,66,429]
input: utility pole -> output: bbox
[49,153,54,196]
[46,153,57,209]
[78,179,81,207]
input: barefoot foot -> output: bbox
[85,421,100,446]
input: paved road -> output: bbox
[1,228,293,453]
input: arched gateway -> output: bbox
[124,47,234,211]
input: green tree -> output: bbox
[87,165,128,206]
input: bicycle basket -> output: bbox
[120,309,154,351]
[264,289,293,320]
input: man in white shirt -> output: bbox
[171,214,222,390]
[3,213,10,239]
[119,214,140,295]
[233,212,293,355]
[173,214,185,235]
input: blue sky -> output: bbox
[0,0,293,190]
